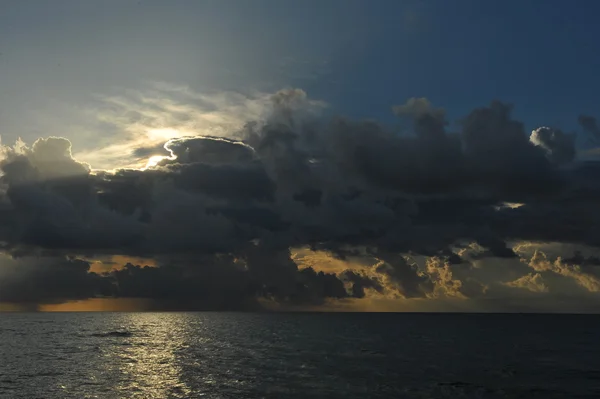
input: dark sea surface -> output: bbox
[0,313,599,398]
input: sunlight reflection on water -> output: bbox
[1,313,600,398]
[110,314,193,398]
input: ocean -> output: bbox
[0,312,599,398]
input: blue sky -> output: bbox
[1,0,599,165]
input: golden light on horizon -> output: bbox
[39,298,158,312]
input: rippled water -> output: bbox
[1,313,599,398]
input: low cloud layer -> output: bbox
[1,88,600,311]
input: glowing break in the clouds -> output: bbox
[73,83,326,170]
[1,86,600,312]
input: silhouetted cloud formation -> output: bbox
[0,256,110,303]
[578,115,600,140]
[0,89,599,310]
[530,127,576,165]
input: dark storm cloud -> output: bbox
[163,136,256,165]
[1,89,599,309]
[374,252,433,298]
[460,101,560,198]
[530,127,576,165]
[578,114,600,140]
[470,232,518,259]
[339,270,384,298]
[165,162,275,202]
[393,97,447,141]
[0,256,110,303]
[111,258,260,310]
[110,249,350,309]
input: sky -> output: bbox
[1,0,600,311]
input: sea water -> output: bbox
[1,312,599,398]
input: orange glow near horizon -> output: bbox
[39,298,158,312]
[1,297,469,312]
[88,255,158,274]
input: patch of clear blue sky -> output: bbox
[0,0,599,146]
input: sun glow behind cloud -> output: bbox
[2,82,600,313]
[72,83,298,170]
[145,155,169,169]
[147,128,184,142]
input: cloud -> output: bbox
[527,251,600,293]
[339,269,384,298]
[162,136,256,165]
[0,255,110,303]
[373,252,433,298]
[74,83,314,169]
[1,137,90,183]
[578,114,600,140]
[424,257,466,298]
[2,87,600,311]
[504,273,549,293]
[530,126,576,165]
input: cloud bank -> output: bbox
[1,88,600,311]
